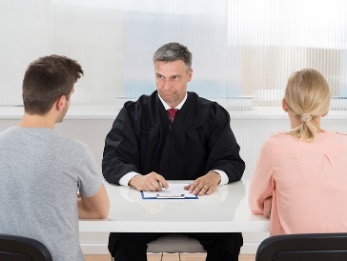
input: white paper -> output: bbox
[142,183,198,199]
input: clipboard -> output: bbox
[141,183,198,199]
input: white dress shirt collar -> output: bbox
[158,92,188,110]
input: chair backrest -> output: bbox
[256,233,347,261]
[0,234,53,261]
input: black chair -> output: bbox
[0,234,52,261]
[256,233,347,261]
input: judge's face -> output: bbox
[155,60,192,108]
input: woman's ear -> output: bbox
[282,98,288,112]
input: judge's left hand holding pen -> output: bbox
[129,171,169,191]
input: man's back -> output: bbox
[0,127,103,261]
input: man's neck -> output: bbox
[18,113,55,130]
[158,92,188,110]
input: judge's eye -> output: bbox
[171,76,180,80]
[156,75,165,80]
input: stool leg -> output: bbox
[160,252,164,261]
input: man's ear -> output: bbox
[56,95,67,111]
[282,98,288,112]
[187,68,193,82]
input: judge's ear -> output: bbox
[187,68,193,82]
[55,95,67,112]
[282,98,288,112]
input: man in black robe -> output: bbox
[103,42,245,261]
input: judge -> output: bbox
[103,42,245,261]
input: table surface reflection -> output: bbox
[79,180,269,233]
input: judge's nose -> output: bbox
[161,80,171,90]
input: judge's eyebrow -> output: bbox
[156,73,181,80]
[170,75,181,80]
[156,73,164,79]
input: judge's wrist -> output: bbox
[208,170,222,185]
[212,169,228,185]
[129,174,143,190]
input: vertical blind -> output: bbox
[0,0,346,109]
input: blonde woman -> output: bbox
[249,68,347,235]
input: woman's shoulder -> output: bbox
[269,131,291,140]
[326,131,347,142]
[331,131,347,136]
[264,131,297,148]
[269,131,347,141]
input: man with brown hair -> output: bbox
[0,55,109,261]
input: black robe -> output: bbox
[103,91,245,184]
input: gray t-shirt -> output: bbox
[0,127,103,261]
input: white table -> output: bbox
[79,180,269,233]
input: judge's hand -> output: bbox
[184,171,221,196]
[129,172,169,192]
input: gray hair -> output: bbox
[153,42,192,70]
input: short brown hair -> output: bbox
[22,55,83,114]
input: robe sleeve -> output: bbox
[102,106,140,185]
[248,139,275,216]
[205,105,245,182]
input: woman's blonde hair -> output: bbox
[284,68,331,142]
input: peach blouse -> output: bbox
[249,131,347,235]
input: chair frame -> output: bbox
[147,234,206,261]
[111,234,206,261]
[0,234,52,261]
[256,233,347,261]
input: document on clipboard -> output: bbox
[141,183,198,199]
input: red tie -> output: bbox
[167,108,178,123]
